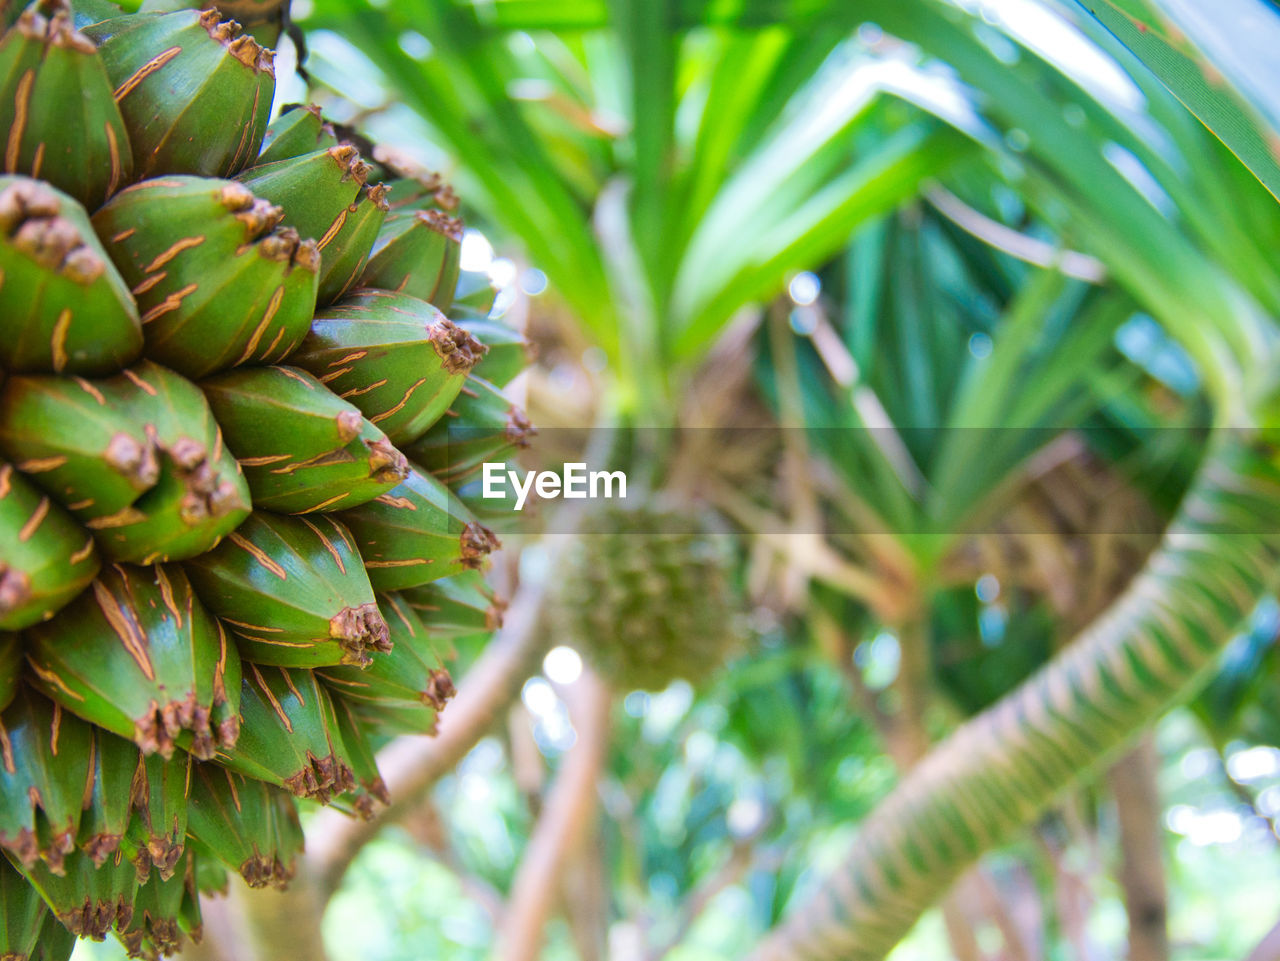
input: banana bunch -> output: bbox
[557,506,741,692]
[0,1,530,956]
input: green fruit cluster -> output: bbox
[558,506,741,692]
[0,1,532,956]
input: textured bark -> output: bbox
[1108,736,1168,961]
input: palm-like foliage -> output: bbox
[293,0,1280,957]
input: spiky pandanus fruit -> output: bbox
[557,506,741,692]
[0,2,531,956]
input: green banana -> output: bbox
[0,0,132,208]
[217,665,357,802]
[93,176,320,378]
[402,375,533,483]
[292,289,486,444]
[338,465,499,591]
[25,563,242,760]
[0,687,92,874]
[18,845,137,942]
[0,176,141,375]
[201,365,408,514]
[0,854,51,960]
[185,763,303,889]
[0,460,99,630]
[86,9,274,178]
[184,511,391,668]
[448,268,498,321]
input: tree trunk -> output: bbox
[1108,736,1168,961]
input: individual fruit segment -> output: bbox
[0,1,132,208]
[0,687,92,874]
[86,9,274,178]
[453,317,530,388]
[339,465,500,591]
[319,593,454,709]
[403,375,533,483]
[184,511,391,668]
[347,698,442,738]
[118,748,189,883]
[0,460,99,630]
[0,176,141,374]
[0,854,51,960]
[25,563,242,760]
[94,176,320,378]
[0,361,252,563]
[115,848,200,960]
[359,207,462,313]
[256,103,339,167]
[18,846,137,943]
[185,763,303,889]
[400,570,506,638]
[291,289,486,444]
[448,268,498,321]
[329,695,389,818]
[217,665,357,802]
[316,183,389,306]
[235,144,371,271]
[201,365,408,514]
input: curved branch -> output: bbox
[746,433,1280,961]
[495,670,612,961]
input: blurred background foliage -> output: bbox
[78,0,1280,958]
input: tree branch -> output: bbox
[494,670,612,961]
[1107,736,1168,961]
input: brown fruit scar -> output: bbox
[459,522,499,569]
[329,602,393,667]
[430,318,487,375]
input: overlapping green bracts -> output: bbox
[218,664,357,803]
[338,465,499,591]
[0,2,130,208]
[0,3,528,950]
[201,365,407,514]
[0,687,92,873]
[404,375,533,483]
[0,460,98,629]
[749,433,1280,961]
[0,176,140,374]
[0,360,251,563]
[25,563,241,759]
[184,511,391,668]
[291,289,486,443]
[186,763,303,888]
[94,176,320,378]
[448,269,497,321]
[86,9,274,179]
